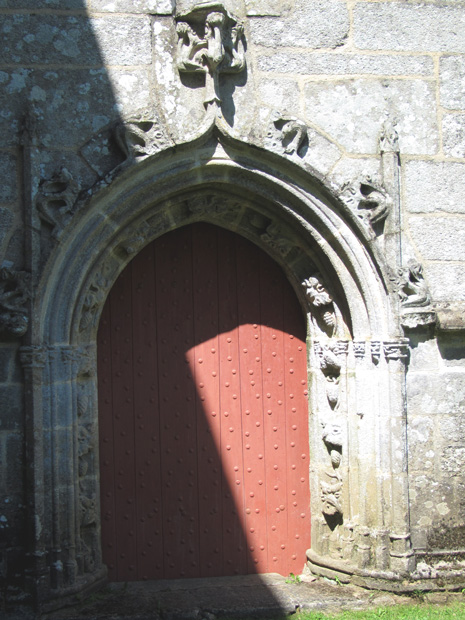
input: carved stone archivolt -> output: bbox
[79,273,110,333]
[176,2,246,109]
[0,268,31,337]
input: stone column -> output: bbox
[20,345,50,607]
[383,339,415,574]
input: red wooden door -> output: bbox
[98,223,310,581]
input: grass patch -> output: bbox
[292,601,465,619]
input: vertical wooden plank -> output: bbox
[155,227,200,579]
[236,237,268,574]
[259,254,289,574]
[283,285,310,575]
[190,224,223,576]
[131,243,164,580]
[109,267,138,581]
[97,297,117,580]
[217,228,247,576]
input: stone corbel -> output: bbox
[0,267,32,337]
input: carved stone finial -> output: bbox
[379,119,400,154]
[35,167,80,238]
[340,175,392,230]
[176,2,246,110]
[0,268,31,337]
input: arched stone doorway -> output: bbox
[22,127,412,606]
[97,223,310,580]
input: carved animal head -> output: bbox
[321,422,343,448]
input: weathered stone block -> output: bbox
[90,0,173,13]
[437,333,465,368]
[246,0,284,16]
[407,416,434,473]
[0,154,17,204]
[249,0,349,49]
[405,161,465,215]
[0,15,151,66]
[354,4,465,53]
[0,346,18,383]
[304,79,438,155]
[441,445,465,477]
[442,113,465,158]
[256,78,300,117]
[440,56,465,110]
[0,68,146,149]
[407,372,465,415]
[258,52,433,77]
[425,263,465,303]
[408,216,465,261]
[0,207,14,257]
[0,0,83,7]
[407,337,439,372]
[0,386,23,431]
[409,475,454,530]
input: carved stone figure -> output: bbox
[79,274,109,332]
[340,175,392,228]
[267,112,308,157]
[302,275,337,338]
[35,167,80,238]
[0,268,31,337]
[316,343,342,409]
[260,222,295,257]
[397,261,431,308]
[176,4,245,109]
[321,473,343,517]
[322,422,343,468]
[114,119,170,162]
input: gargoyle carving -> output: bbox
[0,268,31,337]
[176,6,245,109]
[340,175,392,229]
[114,119,170,162]
[302,274,338,338]
[397,261,431,308]
[36,167,80,238]
[268,113,307,157]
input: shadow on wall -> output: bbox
[0,1,299,613]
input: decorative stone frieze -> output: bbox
[370,341,381,362]
[175,2,246,110]
[353,341,366,359]
[19,345,47,369]
[383,339,409,361]
[0,268,32,338]
[35,167,80,239]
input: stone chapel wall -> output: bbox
[0,0,465,601]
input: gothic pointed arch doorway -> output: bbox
[97,223,310,581]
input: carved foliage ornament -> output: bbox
[176,4,245,108]
[0,268,31,337]
[321,422,343,517]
